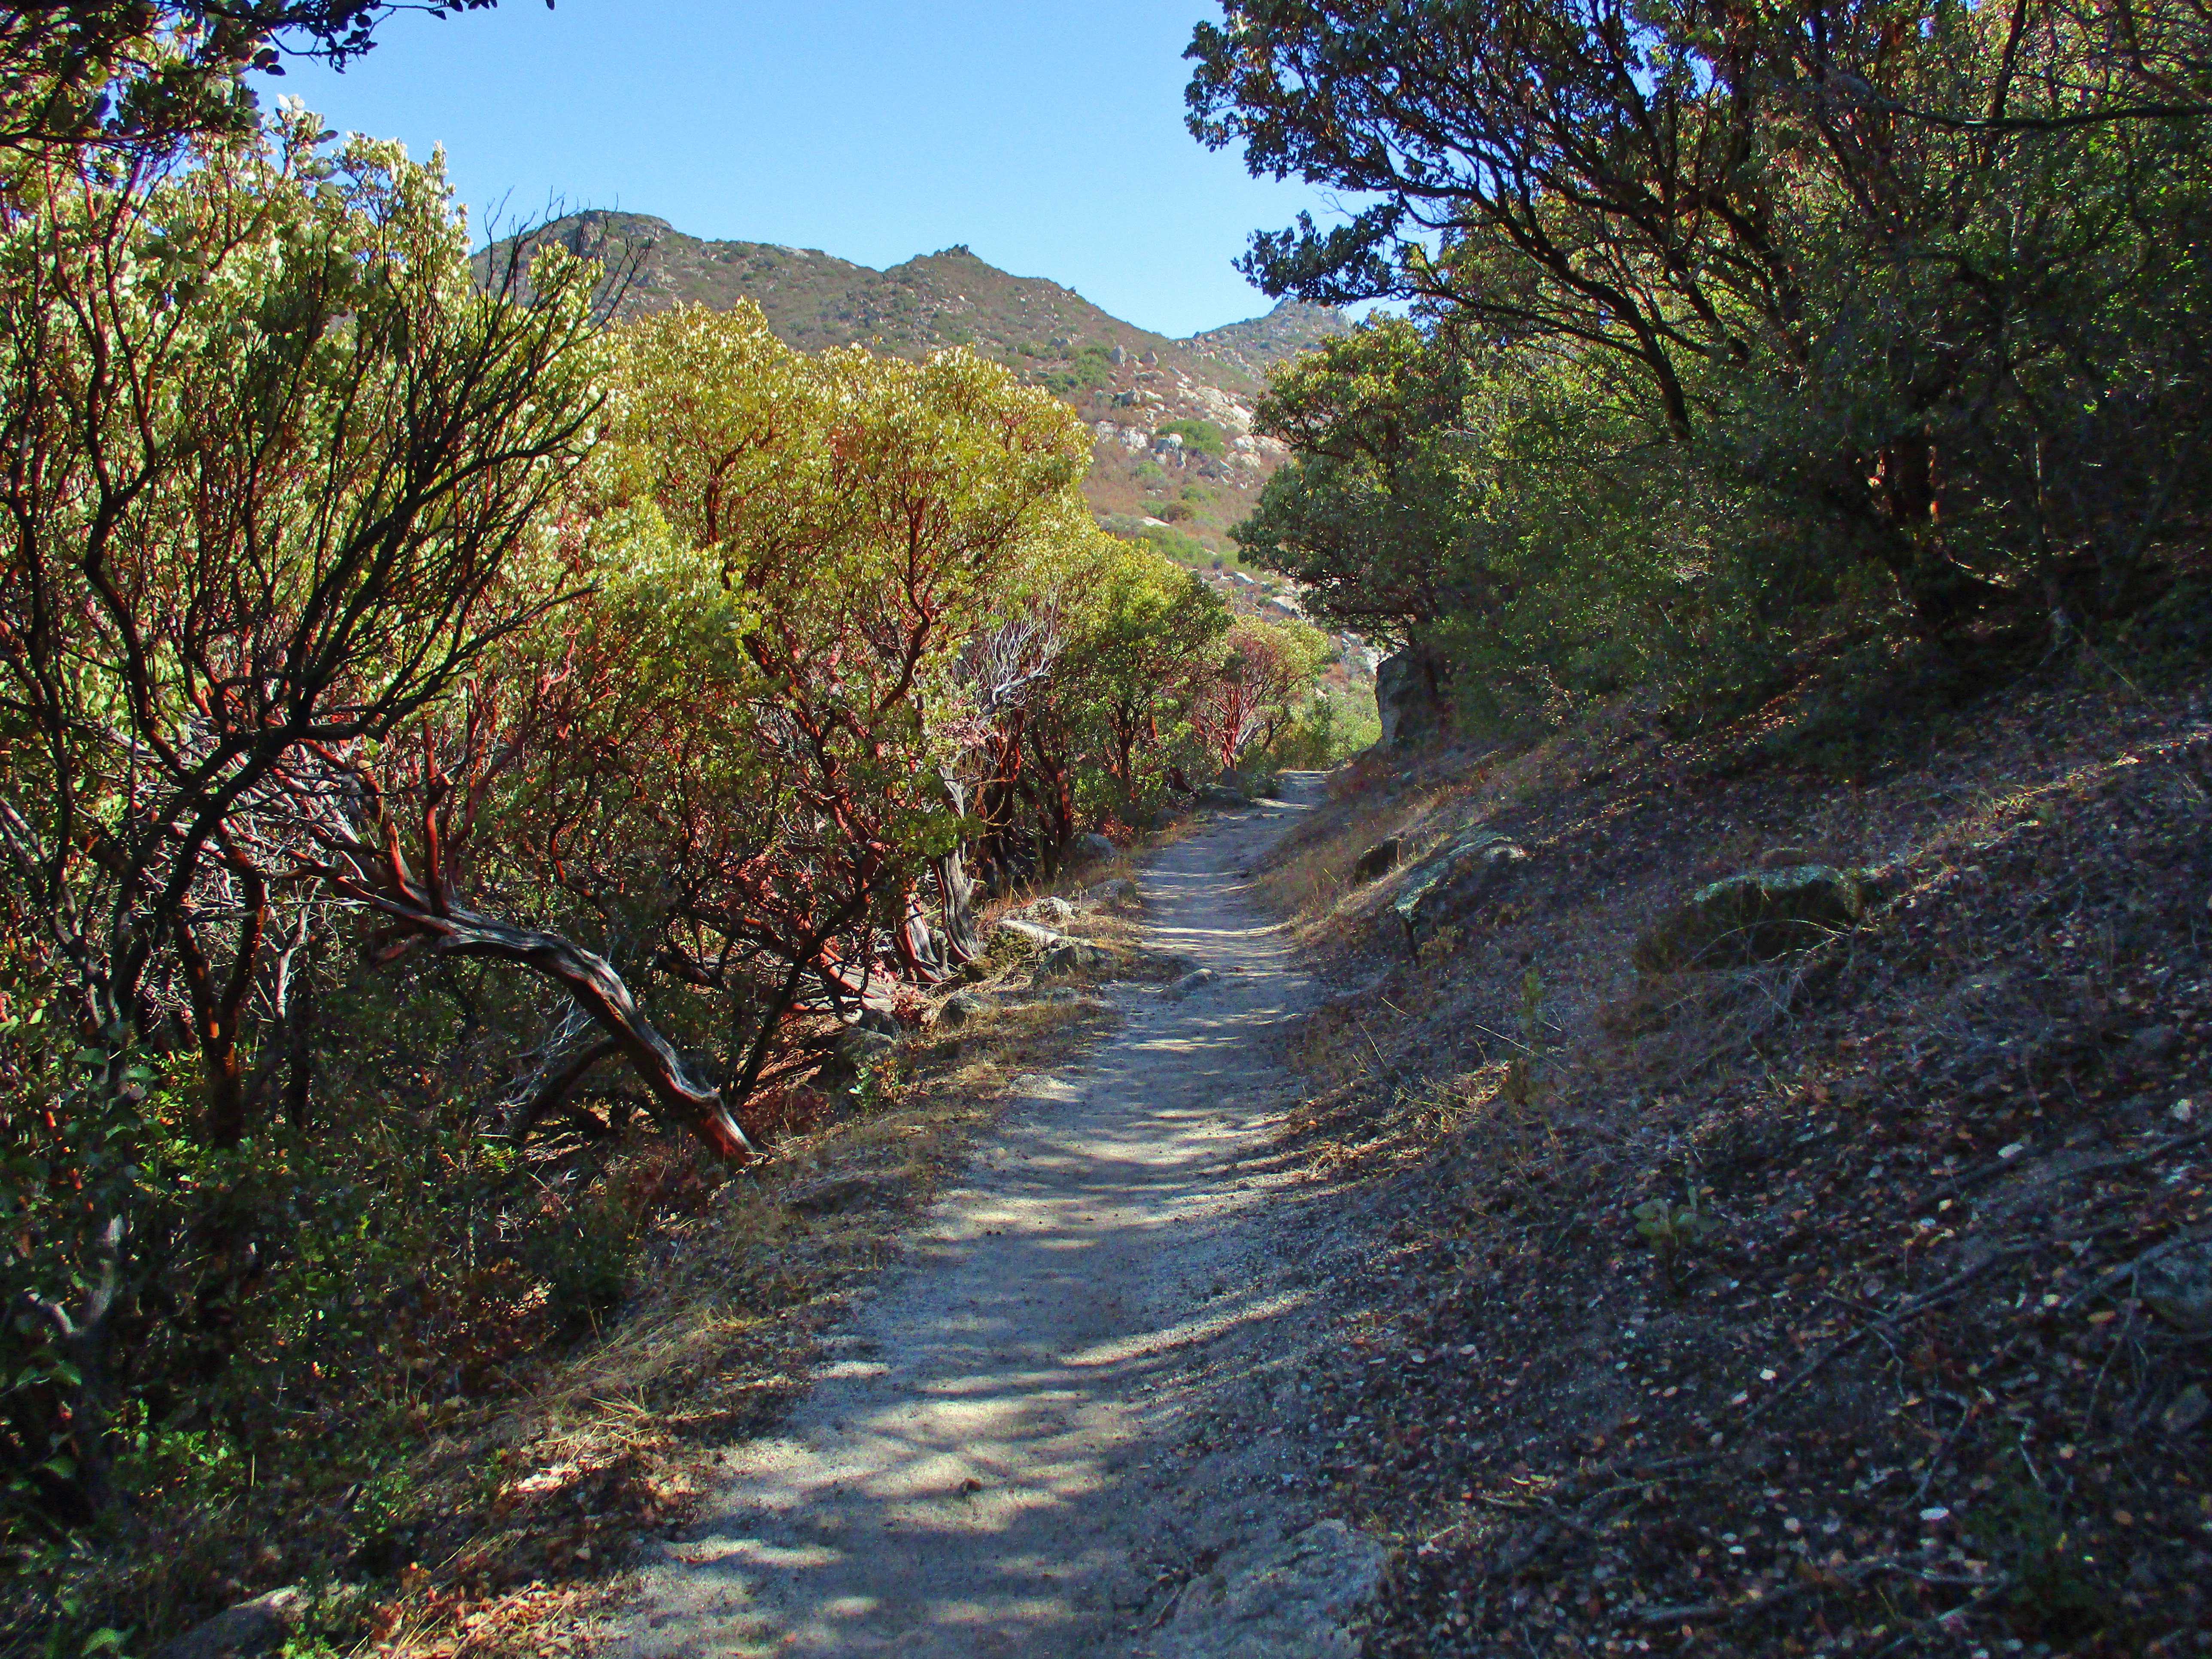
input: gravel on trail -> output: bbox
[613,775,1382,1659]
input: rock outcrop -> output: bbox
[1631,865,1874,971]
[158,1589,304,1659]
[1391,831,1530,953]
[1375,646,1452,748]
[1149,1518,1384,1658]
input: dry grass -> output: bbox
[339,975,1123,1658]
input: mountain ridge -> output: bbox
[503,210,1341,385]
[489,211,1349,560]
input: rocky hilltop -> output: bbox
[486,211,1349,562]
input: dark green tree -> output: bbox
[0,0,510,161]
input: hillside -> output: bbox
[1235,654,2212,1654]
[492,210,1347,564]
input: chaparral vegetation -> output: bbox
[0,7,1343,1648]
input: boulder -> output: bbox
[1632,865,1869,972]
[935,991,991,1031]
[1199,783,1253,808]
[996,916,1066,949]
[1082,877,1139,905]
[158,1589,305,1659]
[1073,831,1118,866]
[1390,831,1530,954]
[830,1024,898,1070]
[1375,645,1451,748]
[1026,896,1078,925]
[855,1005,902,1038]
[1352,837,1403,883]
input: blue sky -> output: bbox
[267,0,1359,338]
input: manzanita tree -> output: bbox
[602,304,1103,994]
[0,110,605,1519]
[1193,616,1331,771]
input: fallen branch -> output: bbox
[1944,1121,2212,1198]
[1750,1243,2036,1421]
[2066,1222,2212,1312]
[1631,1581,1816,1628]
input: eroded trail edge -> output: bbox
[615,776,1376,1659]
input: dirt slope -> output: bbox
[1235,662,2212,1657]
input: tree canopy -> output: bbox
[1196,0,2212,696]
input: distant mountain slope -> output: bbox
[488,212,1347,562]
[1185,299,1350,380]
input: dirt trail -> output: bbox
[615,776,1375,1659]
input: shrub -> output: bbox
[1156,418,1227,459]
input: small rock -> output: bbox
[158,1588,305,1659]
[996,916,1066,949]
[2142,1242,2212,1331]
[1351,838,1402,883]
[1027,896,1078,925]
[855,1006,901,1038]
[1082,877,1139,905]
[786,1173,899,1215]
[1168,968,1218,998]
[936,991,991,1030]
[2162,1382,2210,1434]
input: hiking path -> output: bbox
[615,774,1377,1658]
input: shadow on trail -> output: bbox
[620,782,1337,1658]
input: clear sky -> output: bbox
[266,0,1356,339]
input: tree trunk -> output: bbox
[343,879,755,1160]
[503,1038,621,1140]
[171,851,267,1152]
[937,845,979,963]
